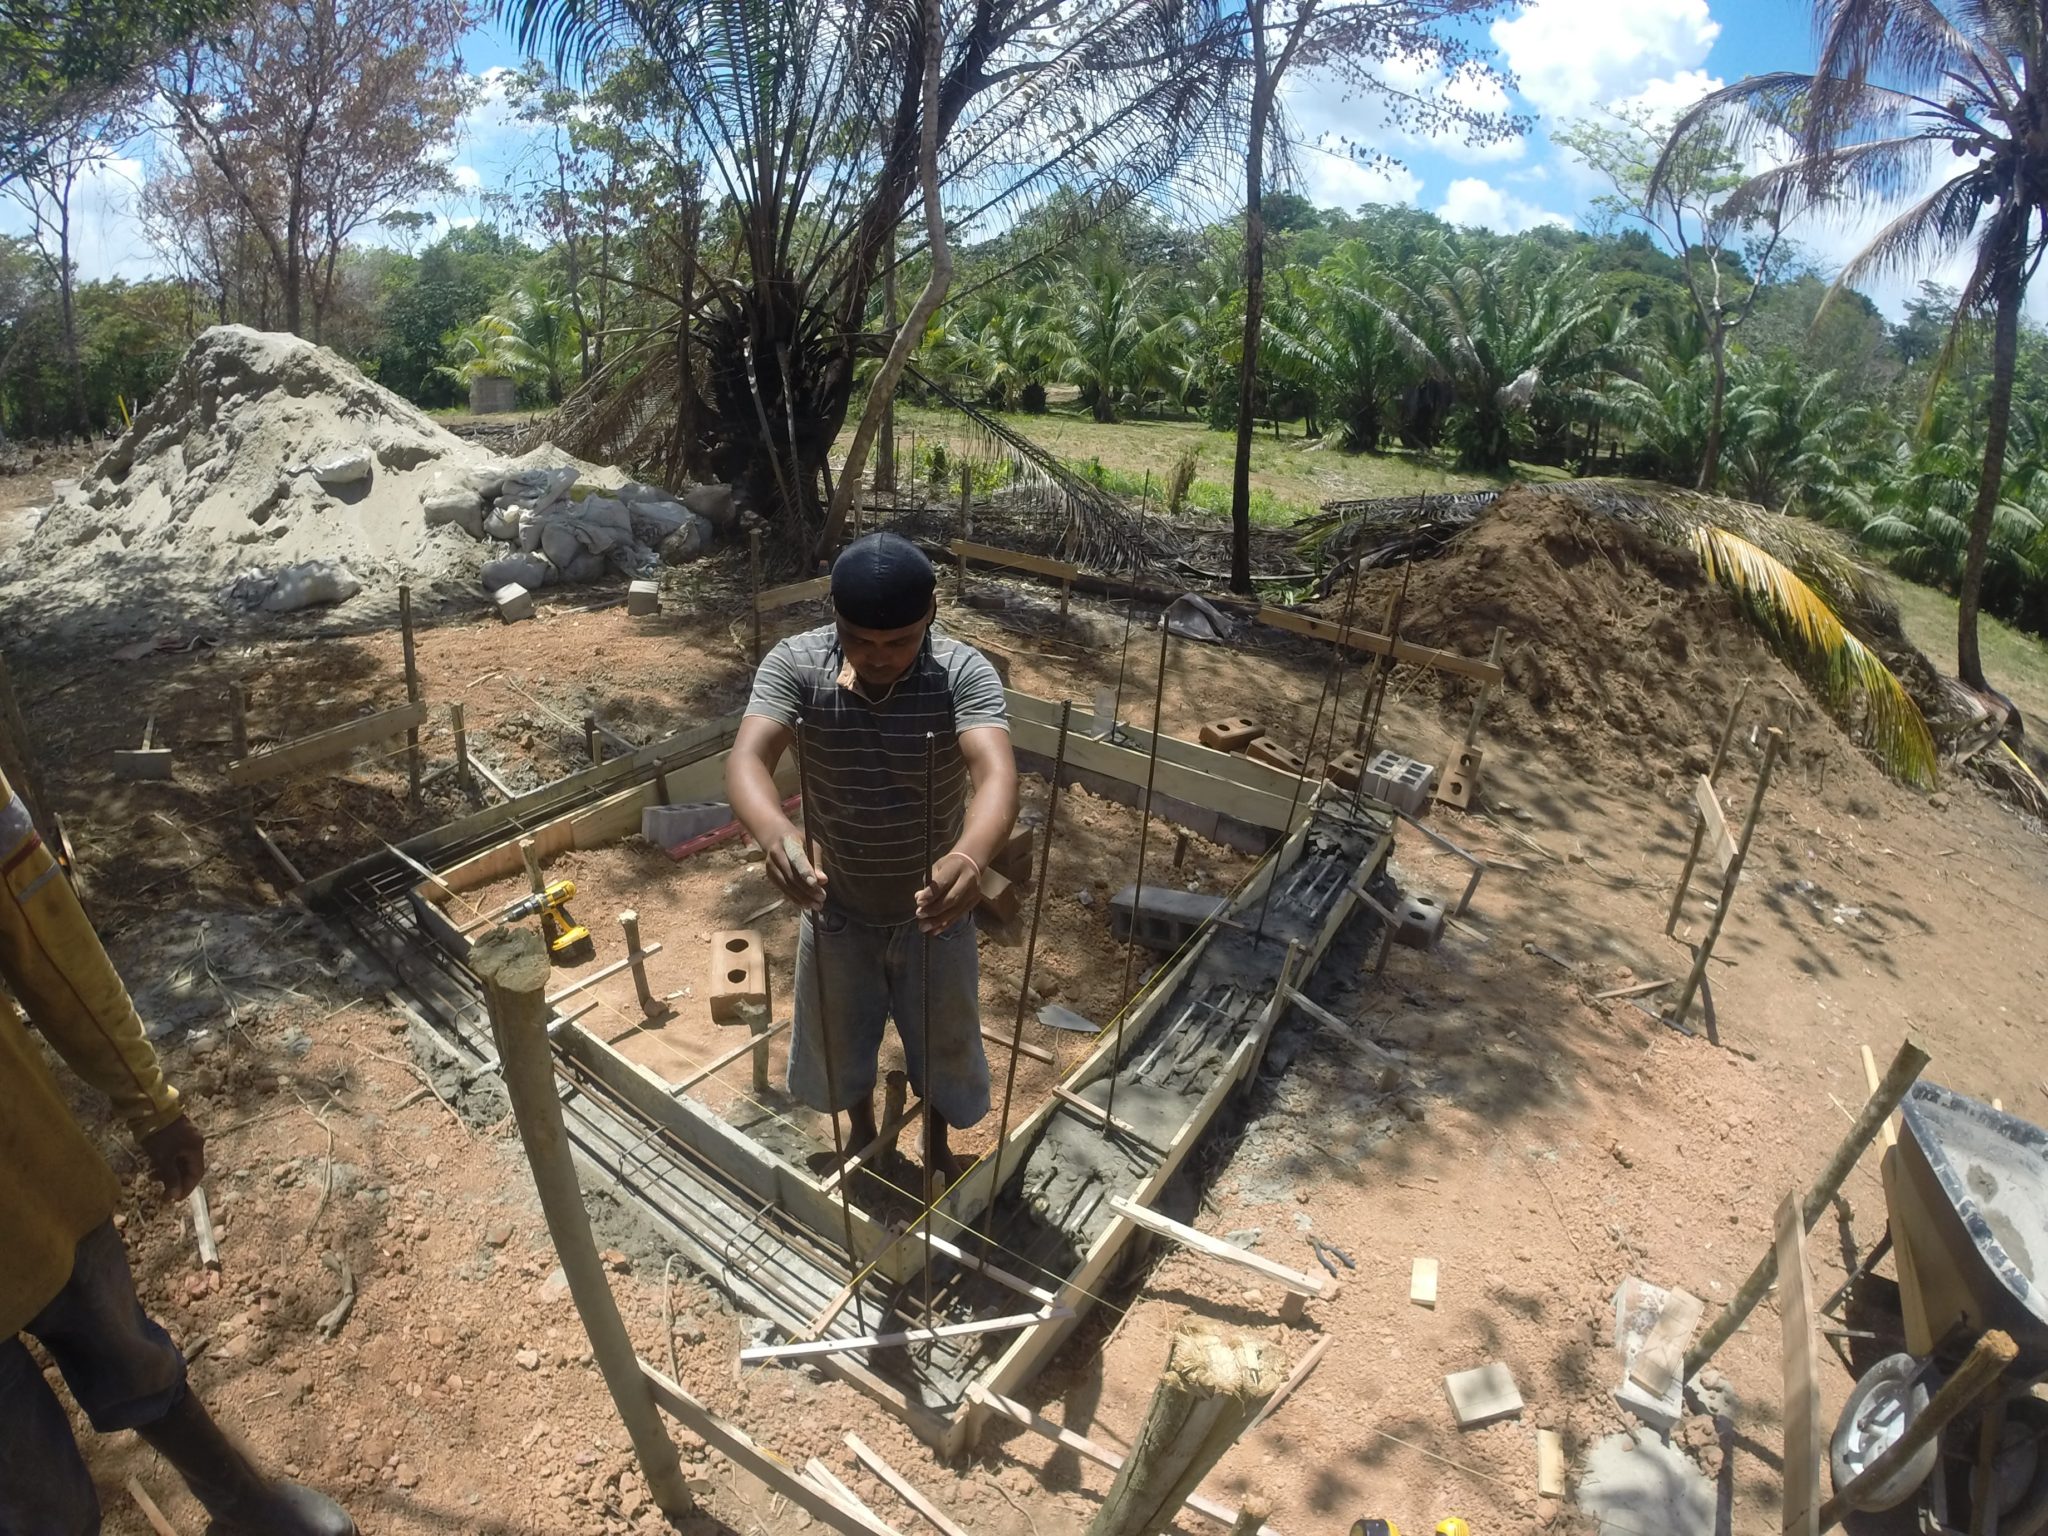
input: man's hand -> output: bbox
[916,851,982,933]
[141,1115,206,1201]
[764,826,828,911]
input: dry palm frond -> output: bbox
[1977,741,2048,821]
[1692,525,1938,786]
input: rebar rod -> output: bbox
[792,717,865,1332]
[1107,619,1171,1128]
[1356,562,1413,778]
[918,730,938,1337]
[985,701,1071,1204]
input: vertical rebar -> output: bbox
[1107,618,1171,1127]
[985,702,1071,1205]
[399,583,423,813]
[792,717,865,1331]
[1353,562,1414,809]
[918,731,938,1334]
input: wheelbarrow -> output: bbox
[1823,1082,2048,1532]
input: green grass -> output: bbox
[866,402,1509,526]
[1887,577,2048,727]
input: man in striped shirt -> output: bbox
[728,532,1018,1184]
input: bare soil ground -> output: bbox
[9,481,2047,1536]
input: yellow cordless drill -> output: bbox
[500,879,594,964]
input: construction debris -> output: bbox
[1444,1362,1523,1428]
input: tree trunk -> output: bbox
[56,194,84,435]
[1958,274,2021,693]
[1697,323,1727,490]
[877,258,897,491]
[1228,42,1272,597]
[818,0,950,559]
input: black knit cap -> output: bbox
[830,531,936,630]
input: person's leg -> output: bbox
[789,906,890,1152]
[27,1221,353,1536]
[886,912,990,1181]
[0,1334,101,1536]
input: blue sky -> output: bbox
[34,0,1961,317]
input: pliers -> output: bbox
[1306,1235,1356,1276]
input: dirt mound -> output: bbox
[1326,484,1874,791]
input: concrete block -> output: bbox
[1244,737,1305,775]
[627,579,661,616]
[494,583,535,623]
[708,929,769,1024]
[1109,884,1227,949]
[1393,892,1445,950]
[112,749,174,780]
[1435,745,1482,810]
[1445,1361,1523,1428]
[1362,749,1436,815]
[993,824,1035,882]
[977,866,1021,923]
[641,801,731,849]
[1611,1277,1701,1432]
[1198,716,1262,753]
[1325,748,1365,790]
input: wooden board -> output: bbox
[846,1433,971,1536]
[1005,690,1302,802]
[1108,1196,1329,1297]
[228,700,428,786]
[1009,710,1298,832]
[1627,1286,1703,1399]
[948,539,1078,583]
[1776,1188,1820,1536]
[1410,1256,1439,1308]
[1694,775,1738,877]
[1537,1428,1566,1498]
[758,574,833,613]
[636,1359,897,1536]
[1256,604,1505,685]
[1445,1362,1524,1428]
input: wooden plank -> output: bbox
[1010,709,1296,832]
[964,1384,1274,1534]
[1882,1151,1936,1356]
[665,1019,792,1095]
[1445,1362,1523,1428]
[1410,1257,1439,1308]
[1627,1286,1703,1399]
[1108,1197,1328,1298]
[1862,1044,1897,1150]
[546,945,662,1006]
[1256,604,1505,685]
[845,1434,971,1536]
[1248,1335,1330,1431]
[804,1460,905,1536]
[1537,1429,1566,1498]
[637,1360,897,1536]
[227,700,429,786]
[1694,775,1738,876]
[948,539,1078,583]
[1777,1189,1820,1536]
[1004,690,1303,802]
[739,1308,1069,1363]
[758,574,833,613]
[984,1027,1055,1065]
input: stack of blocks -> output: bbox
[708,930,769,1024]
[1197,716,1262,753]
[1362,750,1436,815]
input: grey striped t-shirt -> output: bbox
[744,624,1009,924]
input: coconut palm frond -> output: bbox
[1692,524,1938,785]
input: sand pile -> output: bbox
[1323,486,1868,790]
[16,326,734,626]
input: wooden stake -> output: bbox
[470,925,692,1520]
[750,528,764,662]
[126,1476,182,1536]
[1685,1037,1930,1378]
[399,583,423,812]
[1086,1323,1274,1536]
[956,463,971,598]
[618,909,661,1017]
[1537,1429,1566,1499]
[1816,1330,2015,1530]
[1461,626,1507,749]
[1669,726,1781,1031]
[450,701,475,800]
[188,1185,220,1271]
[228,681,253,833]
[845,1433,970,1536]
[1861,1044,1897,1150]
[1228,1497,1271,1536]
[1666,681,1751,936]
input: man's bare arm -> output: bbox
[726,715,825,908]
[916,725,1019,929]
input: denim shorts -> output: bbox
[789,905,990,1128]
[1,1220,189,1535]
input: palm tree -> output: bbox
[1264,239,1434,451]
[1041,256,1189,423]
[1655,0,2048,693]
[500,270,582,405]
[1719,355,1872,518]
[435,314,545,397]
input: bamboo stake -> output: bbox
[1669,726,1782,1031]
[470,924,692,1520]
[1816,1330,2016,1530]
[399,583,423,812]
[450,701,475,800]
[1087,1324,1274,1536]
[1108,621,1170,1128]
[1685,1037,1931,1378]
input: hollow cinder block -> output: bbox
[1393,893,1445,950]
[1199,716,1263,753]
[1362,749,1437,815]
[1435,746,1482,809]
[1325,748,1365,790]
[1110,884,1227,949]
[708,929,769,1024]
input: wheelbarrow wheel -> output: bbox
[1830,1353,1937,1513]
[1984,1397,2048,1536]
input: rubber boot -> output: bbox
[137,1386,356,1536]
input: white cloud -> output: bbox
[0,146,155,283]
[1283,55,1528,176]
[1492,0,1719,126]
[450,164,483,190]
[1294,147,1425,212]
[1436,176,1572,232]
